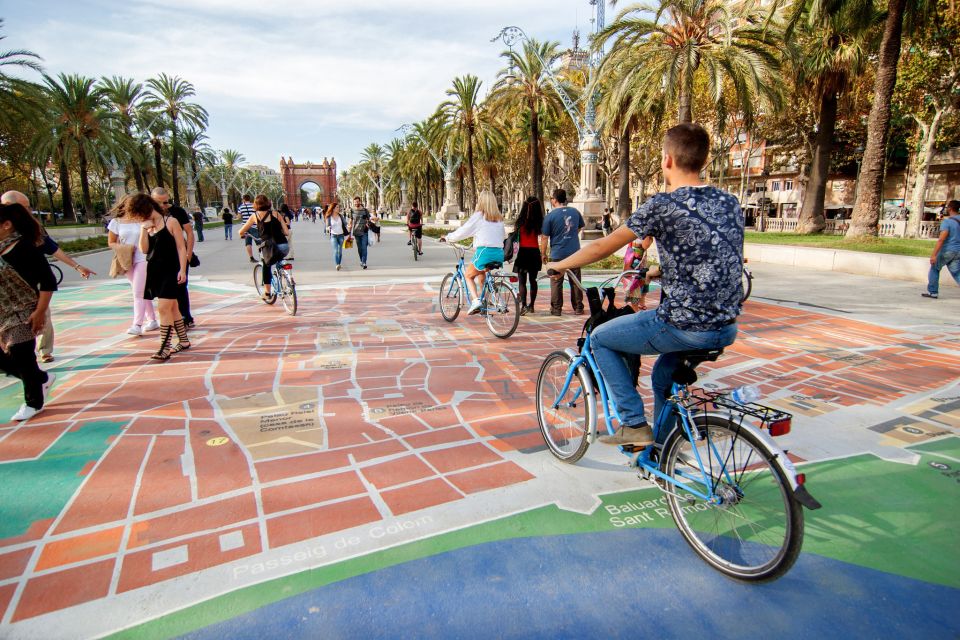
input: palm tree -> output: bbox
[847,0,936,238]
[360,143,389,210]
[787,0,878,233]
[0,20,43,128]
[597,0,783,125]
[144,73,208,205]
[440,74,497,209]
[99,76,147,192]
[41,73,111,222]
[179,126,212,206]
[490,39,565,206]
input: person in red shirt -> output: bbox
[407,202,424,255]
[512,196,545,315]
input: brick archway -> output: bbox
[279,157,337,210]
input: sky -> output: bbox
[4,0,598,172]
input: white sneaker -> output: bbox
[42,372,56,399]
[467,299,483,315]
[143,320,160,331]
[336,264,342,271]
[127,324,143,336]
[11,404,39,421]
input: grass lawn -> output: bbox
[60,236,108,253]
[745,232,935,257]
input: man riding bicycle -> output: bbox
[546,123,744,447]
[407,202,424,256]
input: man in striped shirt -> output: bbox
[238,194,258,263]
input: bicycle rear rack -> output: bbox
[686,390,793,436]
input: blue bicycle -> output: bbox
[536,270,820,581]
[438,243,520,339]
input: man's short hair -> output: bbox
[664,123,710,172]
[150,186,168,198]
[552,188,567,204]
[947,200,960,213]
[242,194,252,202]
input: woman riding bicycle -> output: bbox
[238,194,290,301]
[546,124,744,448]
[407,202,424,256]
[441,190,505,315]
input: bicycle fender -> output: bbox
[563,348,598,442]
[725,420,814,499]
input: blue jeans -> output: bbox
[927,250,960,295]
[591,310,738,441]
[355,232,368,265]
[332,234,344,266]
[224,224,233,240]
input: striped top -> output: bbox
[237,202,255,223]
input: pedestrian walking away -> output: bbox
[349,197,372,269]
[132,193,190,361]
[546,123,743,447]
[2,190,95,363]
[512,196,544,315]
[923,199,960,299]
[279,203,295,260]
[541,188,585,316]
[238,194,259,263]
[222,207,234,240]
[108,195,159,336]
[192,207,205,242]
[325,202,347,271]
[0,203,58,422]
[238,194,290,300]
[152,188,196,328]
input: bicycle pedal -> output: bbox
[621,444,647,454]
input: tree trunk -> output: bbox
[153,140,164,188]
[847,0,906,238]
[171,118,180,205]
[77,145,94,223]
[191,154,205,207]
[57,146,75,221]
[617,121,633,223]
[458,169,465,211]
[907,109,945,238]
[466,128,477,210]
[678,70,693,124]
[132,161,145,192]
[42,166,56,221]
[530,97,543,205]
[797,92,838,234]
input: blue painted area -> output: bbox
[182,529,959,639]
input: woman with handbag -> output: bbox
[325,202,347,271]
[238,195,289,299]
[129,194,189,361]
[108,196,158,336]
[512,196,545,315]
[0,203,58,421]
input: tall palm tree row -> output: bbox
[144,73,208,205]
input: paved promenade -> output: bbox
[1,223,958,639]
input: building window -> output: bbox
[784,179,794,191]
[772,181,781,191]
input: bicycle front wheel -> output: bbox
[281,272,297,315]
[439,273,462,322]
[741,267,753,303]
[661,415,803,581]
[50,263,63,285]
[536,351,594,463]
[484,281,520,339]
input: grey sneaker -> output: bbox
[921,292,938,299]
[599,423,654,446]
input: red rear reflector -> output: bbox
[509,276,518,283]
[795,473,805,485]
[282,264,293,270]
[769,418,791,436]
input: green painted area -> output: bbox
[106,447,960,640]
[0,420,125,539]
[58,352,129,373]
[910,437,960,459]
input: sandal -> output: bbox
[172,319,191,353]
[151,325,174,361]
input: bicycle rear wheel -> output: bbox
[661,415,803,581]
[253,264,264,297]
[439,273,462,322]
[280,271,297,315]
[484,280,520,339]
[50,263,63,285]
[741,267,753,303]
[536,351,594,462]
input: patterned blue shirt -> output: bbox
[626,186,744,331]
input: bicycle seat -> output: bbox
[671,349,724,385]
[483,262,503,271]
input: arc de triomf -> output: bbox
[279,157,338,209]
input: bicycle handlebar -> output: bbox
[543,268,650,292]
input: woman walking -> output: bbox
[108,196,159,336]
[129,193,189,361]
[0,203,57,421]
[325,202,347,271]
[513,196,545,315]
[238,195,290,299]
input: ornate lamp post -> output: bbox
[492,22,606,232]
[397,124,463,222]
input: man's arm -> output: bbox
[547,226,636,274]
[52,247,95,278]
[539,217,550,257]
[182,221,195,256]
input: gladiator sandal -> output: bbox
[151,325,174,361]
[171,318,191,353]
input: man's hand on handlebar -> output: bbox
[439,236,447,243]
[545,262,565,279]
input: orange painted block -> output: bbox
[189,419,254,499]
[344,439,407,463]
[378,414,427,436]
[422,443,503,474]
[360,455,435,490]
[128,493,257,548]
[404,426,473,450]
[0,547,34,581]
[118,523,261,594]
[500,430,548,451]
[0,583,15,623]
[446,461,534,494]
[255,450,351,484]
[13,559,114,621]
[261,471,366,514]
[35,526,124,571]
[266,497,380,548]
[0,423,69,462]
[135,435,192,516]
[381,478,462,516]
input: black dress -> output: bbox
[143,221,180,300]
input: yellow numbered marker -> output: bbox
[206,437,229,447]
